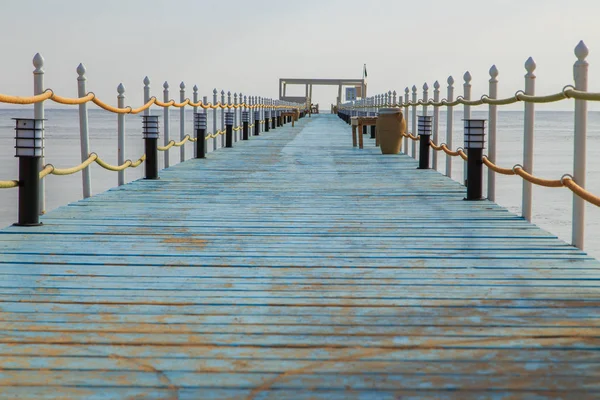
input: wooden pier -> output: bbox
[0,114,599,399]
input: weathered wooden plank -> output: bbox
[0,114,598,398]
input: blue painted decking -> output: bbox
[0,114,599,399]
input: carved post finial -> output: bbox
[33,53,45,73]
[76,63,86,79]
[525,57,537,75]
[489,65,499,80]
[575,40,589,61]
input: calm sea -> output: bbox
[1,108,600,259]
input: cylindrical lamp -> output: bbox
[464,119,486,200]
[14,118,45,226]
[418,115,432,169]
[194,113,207,158]
[142,115,160,179]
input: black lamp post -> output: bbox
[464,119,486,200]
[194,113,206,158]
[14,118,44,226]
[418,115,432,169]
[225,111,234,148]
[142,115,160,180]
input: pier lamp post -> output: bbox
[14,118,44,226]
[194,113,207,158]
[418,116,432,169]
[225,111,234,148]
[254,106,260,136]
[242,109,250,140]
[142,115,160,180]
[464,119,486,200]
[264,108,270,133]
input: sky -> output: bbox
[0,0,599,110]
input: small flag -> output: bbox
[363,64,368,78]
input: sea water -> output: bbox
[1,108,600,259]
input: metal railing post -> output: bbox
[411,86,417,158]
[77,63,92,198]
[522,58,536,222]
[572,41,589,249]
[193,85,198,157]
[33,53,46,215]
[404,88,409,155]
[180,82,186,162]
[163,82,171,168]
[212,89,218,151]
[432,81,440,171]
[463,72,472,186]
[446,76,454,178]
[117,83,126,186]
[488,66,499,201]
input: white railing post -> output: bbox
[202,95,208,152]
[212,89,218,150]
[76,63,92,199]
[193,85,198,158]
[221,90,226,147]
[522,57,536,222]
[143,77,151,116]
[259,96,263,131]
[117,83,126,186]
[572,41,589,249]
[163,81,171,168]
[392,90,397,106]
[433,81,440,171]
[411,85,417,159]
[446,76,454,178]
[239,92,243,140]
[404,88,410,155]
[180,82,186,162]
[488,65,499,201]
[227,92,232,140]
[463,72,472,186]
[388,91,392,106]
[234,93,239,142]
[33,53,46,214]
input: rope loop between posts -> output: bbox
[37,152,146,178]
[0,88,303,114]
[157,135,191,151]
[481,158,600,206]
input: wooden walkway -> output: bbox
[0,114,599,399]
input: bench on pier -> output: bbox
[352,116,378,149]
[281,111,298,127]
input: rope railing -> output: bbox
[425,137,600,207]
[39,153,146,178]
[341,85,600,110]
[0,89,301,112]
[157,135,191,151]
[0,53,310,228]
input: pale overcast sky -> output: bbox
[0,0,598,109]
